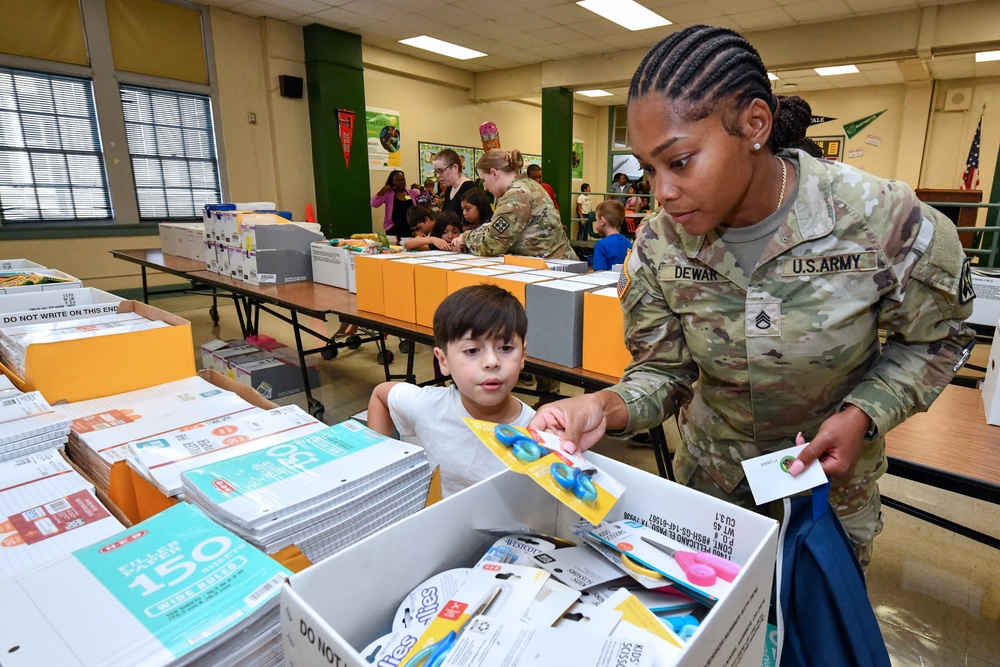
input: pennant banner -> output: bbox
[337,109,355,169]
[843,110,886,139]
[810,115,837,125]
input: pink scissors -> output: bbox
[640,536,741,587]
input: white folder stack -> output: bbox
[0,449,125,578]
[0,312,167,378]
[55,376,258,491]
[0,378,71,463]
[181,420,432,563]
[0,503,289,666]
[126,405,326,498]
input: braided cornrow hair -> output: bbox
[629,25,811,152]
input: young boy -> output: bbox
[576,183,594,240]
[367,285,534,496]
[592,199,632,271]
[403,206,450,250]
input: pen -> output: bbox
[953,339,976,373]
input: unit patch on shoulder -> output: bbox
[959,256,975,305]
[492,219,510,234]
[617,249,632,299]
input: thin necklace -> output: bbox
[775,156,788,211]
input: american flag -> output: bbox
[962,116,982,190]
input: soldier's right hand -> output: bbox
[529,393,613,455]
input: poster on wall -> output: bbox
[522,153,543,170]
[366,106,402,171]
[810,136,845,161]
[418,142,478,185]
[571,139,584,179]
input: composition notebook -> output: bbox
[0,503,289,666]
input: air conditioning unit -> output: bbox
[943,87,972,112]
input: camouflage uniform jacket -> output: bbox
[463,176,578,260]
[607,150,975,505]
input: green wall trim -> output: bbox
[0,223,160,240]
[542,86,573,234]
[304,26,370,239]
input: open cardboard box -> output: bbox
[0,300,195,404]
[281,454,778,667]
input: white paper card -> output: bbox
[740,443,827,506]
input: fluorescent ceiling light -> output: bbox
[814,64,859,76]
[767,72,779,81]
[576,0,671,31]
[398,36,486,60]
[577,89,613,97]
[976,50,1000,62]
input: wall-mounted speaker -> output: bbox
[278,75,303,99]
[943,87,972,112]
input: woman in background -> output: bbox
[370,170,417,238]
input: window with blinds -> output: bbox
[0,67,112,223]
[120,85,222,220]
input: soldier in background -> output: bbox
[529,24,974,570]
[453,149,578,260]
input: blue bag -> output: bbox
[771,484,890,666]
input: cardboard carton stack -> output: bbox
[0,503,289,666]
[0,449,125,577]
[182,420,432,564]
[201,339,320,401]
[0,376,71,463]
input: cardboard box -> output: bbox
[382,257,438,323]
[566,271,621,287]
[0,269,81,295]
[312,243,353,290]
[0,288,123,327]
[582,287,632,378]
[244,220,324,286]
[414,262,475,328]
[969,269,1000,327]
[231,357,321,400]
[0,259,46,271]
[543,257,589,274]
[158,222,205,260]
[280,454,778,667]
[0,300,195,404]
[982,320,1000,424]
[525,279,597,367]
[354,254,406,314]
[446,267,511,295]
[491,272,558,306]
[456,257,504,267]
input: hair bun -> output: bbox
[769,95,812,151]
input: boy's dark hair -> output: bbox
[406,205,433,229]
[581,183,590,191]
[526,164,541,176]
[433,285,527,349]
[432,210,462,238]
[596,199,625,229]
[629,24,810,152]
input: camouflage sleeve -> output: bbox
[462,188,531,257]
[844,200,975,437]
[602,241,699,436]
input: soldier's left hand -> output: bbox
[788,404,872,482]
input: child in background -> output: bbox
[460,188,493,232]
[367,285,535,496]
[403,206,451,250]
[592,199,632,271]
[576,183,595,240]
[432,211,463,244]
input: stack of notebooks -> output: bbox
[56,376,260,491]
[182,420,432,564]
[0,312,168,379]
[0,376,71,463]
[126,404,326,498]
[0,503,288,666]
[0,449,125,578]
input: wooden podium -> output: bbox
[915,188,982,249]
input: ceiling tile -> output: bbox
[534,3,597,24]
[782,0,853,22]
[311,6,369,27]
[569,18,628,38]
[232,0,302,20]
[496,11,559,31]
[527,25,588,44]
[708,0,781,13]
[844,0,914,13]
[532,43,579,59]
[204,0,256,9]
[729,6,794,29]
[265,0,333,13]
[652,1,726,24]
[462,20,509,39]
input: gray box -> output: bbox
[525,279,596,367]
[245,223,325,285]
[232,357,321,400]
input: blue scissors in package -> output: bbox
[493,424,598,505]
[402,586,503,667]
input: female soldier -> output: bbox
[454,149,577,260]
[529,25,974,569]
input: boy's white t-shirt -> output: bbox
[387,383,535,497]
[578,193,593,215]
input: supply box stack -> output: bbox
[201,203,324,285]
[201,338,320,400]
